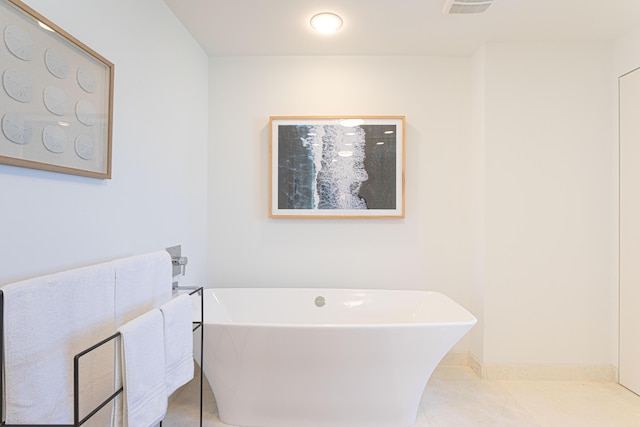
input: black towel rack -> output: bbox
[0,286,204,427]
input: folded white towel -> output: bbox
[160,294,195,396]
[1,263,116,425]
[114,251,173,327]
[112,251,172,426]
[118,309,167,427]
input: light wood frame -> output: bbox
[0,0,114,179]
[270,116,405,218]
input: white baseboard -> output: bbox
[439,352,616,382]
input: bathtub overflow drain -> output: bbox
[314,296,325,307]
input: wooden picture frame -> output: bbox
[0,0,114,179]
[270,116,405,218]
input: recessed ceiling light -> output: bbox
[310,12,343,34]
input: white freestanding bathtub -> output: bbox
[202,288,476,427]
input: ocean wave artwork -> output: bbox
[277,123,396,210]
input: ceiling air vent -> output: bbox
[443,0,493,14]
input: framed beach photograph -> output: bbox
[270,116,405,218]
[0,0,114,179]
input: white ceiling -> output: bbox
[162,0,640,56]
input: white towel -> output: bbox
[1,263,116,425]
[114,251,173,327]
[160,294,194,396]
[112,251,172,426]
[118,309,167,427]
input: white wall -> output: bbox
[0,0,209,286]
[208,56,474,307]
[612,25,640,373]
[614,27,640,77]
[0,1,622,369]
[208,49,616,366]
[469,45,487,360]
[477,42,614,365]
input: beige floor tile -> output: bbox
[430,365,481,381]
[498,380,640,427]
[163,364,640,427]
[420,375,540,426]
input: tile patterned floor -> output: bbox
[162,365,640,426]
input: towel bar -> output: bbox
[0,287,204,427]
